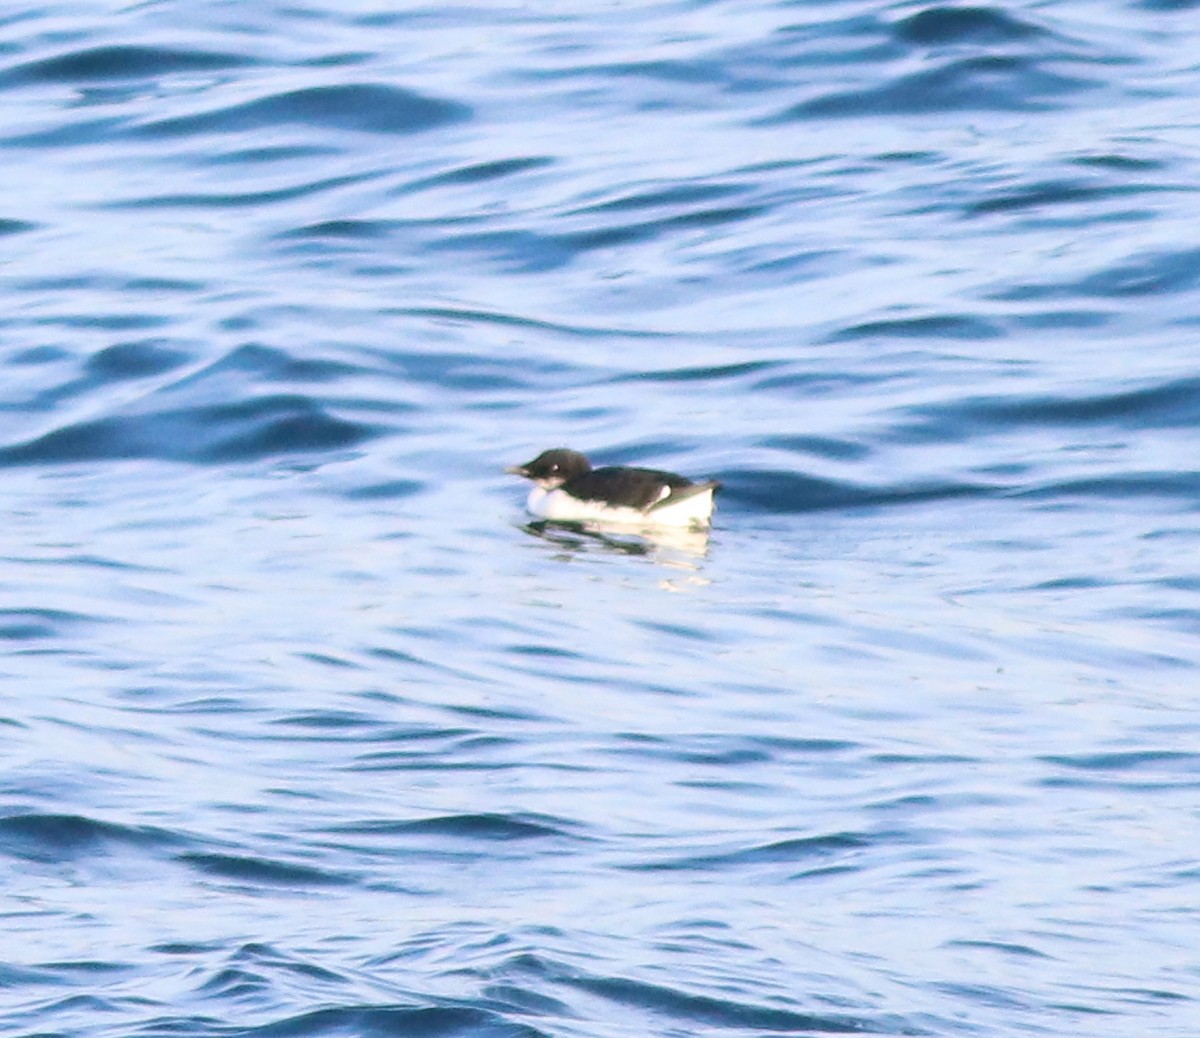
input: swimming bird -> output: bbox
[506,448,721,529]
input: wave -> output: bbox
[0,395,375,465]
[3,44,253,84]
[0,812,183,860]
[133,84,471,139]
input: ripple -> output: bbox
[965,178,1170,218]
[0,812,181,861]
[0,395,375,465]
[325,813,574,842]
[994,247,1200,300]
[407,156,555,189]
[343,478,424,501]
[85,339,193,379]
[722,468,990,515]
[282,218,401,242]
[944,938,1056,960]
[4,44,253,84]
[611,359,780,385]
[557,204,767,252]
[104,171,379,210]
[177,852,354,887]
[828,313,1005,341]
[782,55,1097,118]
[241,1005,541,1038]
[894,6,1050,46]
[894,376,1200,439]
[135,84,472,138]
[1041,750,1200,772]
[624,831,871,872]
[188,342,360,385]
[567,181,749,216]
[0,218,37,236]
[0,608,100,641]
[553,968,900,1035]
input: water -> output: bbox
[2,1,1199,1035]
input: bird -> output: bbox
[506,448,721,529]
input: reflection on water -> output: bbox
[521,518,713,563]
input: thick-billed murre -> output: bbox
[506,448,721,529]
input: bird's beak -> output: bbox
[505,464,529,477]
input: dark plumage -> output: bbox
[506,448,593,487]
[567,465,699,511]
[507,448,721,526]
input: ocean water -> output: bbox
[2,1,1199,1035]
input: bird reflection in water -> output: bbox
[520,518,713,573]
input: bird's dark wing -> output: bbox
[564,466,693,511]
[647,479,721,511]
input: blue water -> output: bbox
[2,2,1199,1035]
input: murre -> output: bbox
[507,448,721,529]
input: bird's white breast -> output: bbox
[526,485,715,529]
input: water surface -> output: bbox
[2,2,1199,1036]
